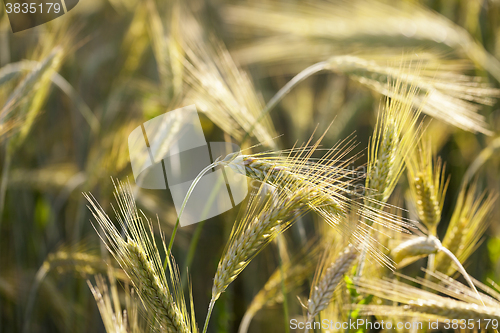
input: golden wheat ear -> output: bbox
[356,77,423,275]
[305,243,357,331]
[204,168,338,333]
[406,137,449,236]
[434,181,497,277]
[364,79,422,211]
[84,179,196,333]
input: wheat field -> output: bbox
[1,0,500,332]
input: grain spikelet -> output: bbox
[211,184,312,303]
[365,80,421,214]
[407,139,449,235]
[84,180,196,333]
[391,235,441,267]
[203,178,327,333]
[306,244,357,327]
[434,183,496,277]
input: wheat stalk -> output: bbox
[84,180,195,333]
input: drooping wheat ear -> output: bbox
[306,244,357,328]
[325,54,500,135]
[407,139,449,236]
[364,80,422,214]
[238,240,322,333]
[224,0,500,84]
[178,12,277,148]
[355,275,500,323]
[84,180,195,333]
[227,137,351,226]
[221,134,414,239]
[390,233,485,304]
[434,182,496,277]
[390,235,441,267]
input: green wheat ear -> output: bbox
[364,79,422,214]
[305,244,357,331]
[84,180,197,333]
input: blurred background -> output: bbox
[0,0,499,332]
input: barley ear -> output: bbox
[364,79,422,215]
[434,182,496,277]
[406,138,449,236]
[84,179,196,333]
[306,244,357,329]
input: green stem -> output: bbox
[277,235,290,333]
[354,225,372,278]
[0,145,11,231]
[181,221,205,287]
[202,299,216,333]
[164,162,216,268]
[181,176,225,286]
[438,245,485,306]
